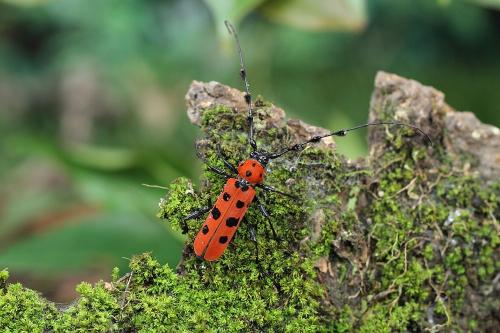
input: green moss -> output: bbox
[70,253,321,332]
[111,267,120,282]
[0,281,57,332]
[330,305,354,332]
[200,105,235,130]
[331,115,499,331]
[0,269,8,290]
[158,177,203,235]
[52,281,119,332]
[359,302,421,333]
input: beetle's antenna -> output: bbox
[267,121,432,159]
[225,20,257,152]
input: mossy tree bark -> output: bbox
[1,72,498,332]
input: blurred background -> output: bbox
[0,0,499,302]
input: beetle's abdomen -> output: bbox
[193,178,255,261]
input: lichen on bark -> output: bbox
[0,72,498,332]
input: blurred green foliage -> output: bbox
[0,0,499,301]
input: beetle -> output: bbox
[183,21,431,262]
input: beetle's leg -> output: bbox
[247,219,283,293]
[256,183,298,200]
[247,222,261,268]
[254,195,279,242]
[195,143,231,179]
[216,144,238,174]
[182,198,212,234]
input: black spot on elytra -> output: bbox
[236,200,245,208]
[202,225,209,234]
[223,192,231,201]
[211,207,221,220]
[252,163,256,167]
[259,173,263,178]
[235,181,241,188]
[241,185,249,192]
[226,217,239,227]
[219,236,228,244]
[246,171,252,177]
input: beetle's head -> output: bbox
[249,150,269,167]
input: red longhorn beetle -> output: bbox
[182,21,431,262]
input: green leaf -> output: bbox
[261,0,367,31]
